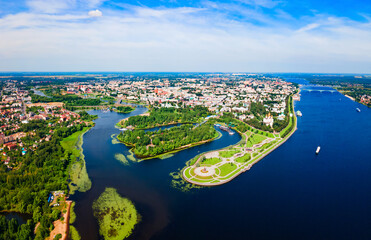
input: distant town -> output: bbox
[1,73,298,169]
[4,72,369,240]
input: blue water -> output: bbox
[72,86,371,240]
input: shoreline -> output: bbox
[66,127,93,195]
[344,94,355,101]
[183,96,298,186]
[118,130,221,161]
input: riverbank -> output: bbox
[116,112,150,127]
[117,126,220,160]
[138,130,221,161]
[61,127,92,195]
[183,97,297,186]
[49,200,72,240]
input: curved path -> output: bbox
[183,101,298,186]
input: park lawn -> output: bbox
[92,188,139,240]
[246,133,267,148]
[218,163,237,177]
[219,149,241,158]
[235,153,251,163]
[280,116,293,137]
[202,157,222,165]
[184,167,194,179]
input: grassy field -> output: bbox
[218,163,237,177]
[235,153,251,163]
[218,149,241,158]
[246,134,267,148]
[201,157,222,165]
[92,188,139,240]
[61,127,92,194]
[280,116,293,137]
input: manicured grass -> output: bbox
[280,116,293,137]
[201,157,222,165]
[219,149,241,158]
[190,178,214,183]
[246,134,267,148]
[92,188,139,240]
[184,168,194,179]
[235,153,251,163]
[218,163,237,177]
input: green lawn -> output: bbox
[219,149,241,158]
[246,134,267,148]
[184,168,194,179]
[201,157,222,165]
[92,188,139,240]
[280,116,293,137]
[235,153,251,163]
[218,163,237,177]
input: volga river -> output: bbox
[71,81,371,240]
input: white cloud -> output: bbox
[88,9,103,17]
[27,0,75,13]
[297,23,320,32]
[0,5,370,73]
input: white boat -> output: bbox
[356,108,361,112]
[316,146,321,155]
[296,111,302,117]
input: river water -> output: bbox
[72,82,371,240]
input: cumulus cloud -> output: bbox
[88,9,103,17]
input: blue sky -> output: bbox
[0,0,370,73]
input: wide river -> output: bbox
[71,81,371,240]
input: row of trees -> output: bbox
[31,92,102,106]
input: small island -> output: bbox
[92,188,139,240]
[117,106,217,159]
[114,106,135,114]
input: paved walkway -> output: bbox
[184,123,297,186]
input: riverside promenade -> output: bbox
[183,99,298,186]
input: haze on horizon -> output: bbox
[0,0,370,73]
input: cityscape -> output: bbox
[0,0,370,240]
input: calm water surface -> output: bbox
[72,83,371,240]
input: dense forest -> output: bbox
[118,123,217,158]
[0,122,91,239]
[123,106,211,129]
[115,106,135,113]
[31,92,102,106]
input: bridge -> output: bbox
[301,89,337,93]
